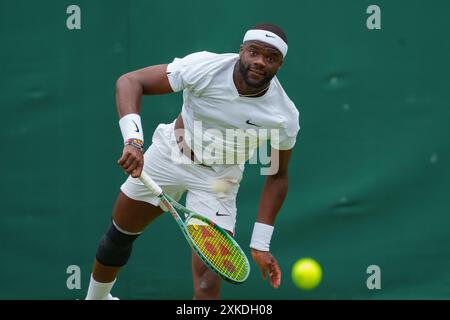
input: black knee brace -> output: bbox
[95,221,140,267]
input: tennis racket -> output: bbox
[139,172,250,284]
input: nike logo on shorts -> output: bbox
[216,211,230,217]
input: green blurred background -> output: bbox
[1,0,449,299]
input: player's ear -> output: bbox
[238,47,243,59]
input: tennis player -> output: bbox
[85,23,300,300]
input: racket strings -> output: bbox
[187,222,249,281]
[191,227,247,279]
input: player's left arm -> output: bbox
[251,148,292,289]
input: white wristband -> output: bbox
[250,222,274,252]
[119,113,144,143]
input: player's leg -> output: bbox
[86,120,186,299]
[86,191,163,300]
[185,164,243,299]
[191,251,222,299]
[92,191,164,283]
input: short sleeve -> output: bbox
[166,51,217,93]
[270,106,300,150]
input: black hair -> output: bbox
[251,23,288,44]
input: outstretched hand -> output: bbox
[251,248,281,288]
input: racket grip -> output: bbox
[139,172,163,196]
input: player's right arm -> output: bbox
[116,64,173,117]
[116,64,174,177]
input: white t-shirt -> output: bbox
[166,51,300,165]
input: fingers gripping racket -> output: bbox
[139,172,250,284]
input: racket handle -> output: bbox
[139,172,163,196]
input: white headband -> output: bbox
[243,29,288,57]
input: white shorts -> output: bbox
[120,120,244,234]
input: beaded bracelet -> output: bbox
[125,138,144,152]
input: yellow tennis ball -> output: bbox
[291,258,322,290]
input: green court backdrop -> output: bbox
[1,0,449,299]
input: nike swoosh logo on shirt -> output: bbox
[132,120,140,132]
[246,120,261,127]
[215,211,230,217]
